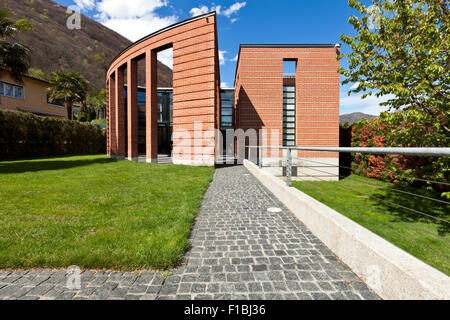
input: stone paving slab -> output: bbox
[0,166,379,300]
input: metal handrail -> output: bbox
[246,145,449,186]
[247,146,450,157]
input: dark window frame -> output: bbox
[0,81,25,100]
[283,85,296,147]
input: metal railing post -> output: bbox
[286,147,292,187]
[258,146,262,169]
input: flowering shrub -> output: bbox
[351,110,449,193]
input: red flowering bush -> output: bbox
[351,110,449,194]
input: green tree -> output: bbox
[48,71,89,120]
[0,9,32,80]
[76,100,95,122]
[87,88,106,119]
[28,68,46,80]
[339,0,449,132]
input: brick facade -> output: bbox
[106,12,221,165]
[234,45,340,165]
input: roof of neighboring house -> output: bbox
[0,68,50,85]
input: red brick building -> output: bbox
[106,11,221,166]
[234,44,340,177]
[106,12,340,173]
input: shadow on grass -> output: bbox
[0,157,118,174]
[348,177,450,237]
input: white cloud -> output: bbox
[219,53,239,66]
[95,0,178,42]
[349,82,360,90]
[189,5,209,17]
[219,50,227,65]
[340,92,393,115]
[221,82,228,88]
[100,15,177,42]
[96,0,167,19]
[190,2,246,20]
[157,47,173,69]
[214,6,223,15]
[75,0,95,10]
[222,2,246,17]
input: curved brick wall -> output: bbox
[106,12,221,166]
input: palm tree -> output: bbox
[48,71,89,120]
[88,88,107,119]
[0,9,32,81]
[0,9,19,38]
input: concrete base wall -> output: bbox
[261,157,339,181]
[109,155,215,166]
[172,158,215,167]
[244,159,450,300]
[108,155,124,160]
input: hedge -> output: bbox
[0,109,106,160]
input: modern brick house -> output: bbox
[234,44,340,177]
[106,12,340,174]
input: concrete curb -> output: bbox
[244,159,450,300]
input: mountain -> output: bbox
[0,0,172,92]
[340,112,377,125]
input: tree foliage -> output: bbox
[77,101,97,122]
[0,9,32,81]
[48,71,89,120]
[88,88,106,115]
[339,0,449,131]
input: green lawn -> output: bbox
[293,175,449,275]
[0,155,214,270]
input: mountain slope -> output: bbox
[340,112,377,125]
[0,0,172,92]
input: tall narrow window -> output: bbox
[220,89,234,128]
[283,85,296,146]
[283,59,296,146]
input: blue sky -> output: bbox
[54,0,390,115]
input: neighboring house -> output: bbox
[0,69,66,118]
[106,12,340,175]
